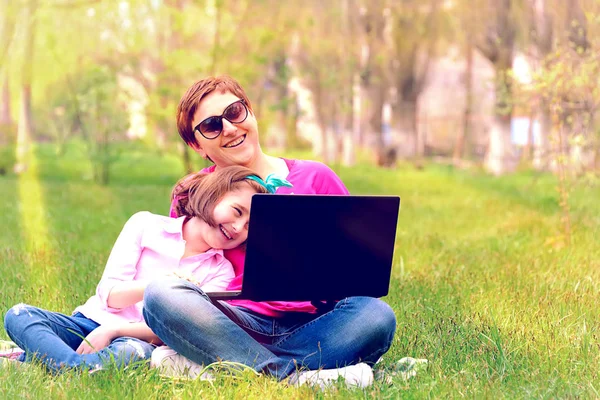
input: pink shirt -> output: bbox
[75,211,234,326]
[170,159,349,317]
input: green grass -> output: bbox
[1,143,599,399]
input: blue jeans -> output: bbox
[3,304,155,373]
[143,279,396,380]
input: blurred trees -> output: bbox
[40,66,129,184]
[0,0,599,177]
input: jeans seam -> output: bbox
[228,317,279,338]
[222,306,286,339]
[272,298,350,348]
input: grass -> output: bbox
[0,142,599,399]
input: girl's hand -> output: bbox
[76,326,118,354]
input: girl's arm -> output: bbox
[96,212,148,311]
[76,322,161,355]
[105,280,150,309]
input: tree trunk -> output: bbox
[316,104,330,164]
[0,0,18,68]
[369,83,386,165]
[476,0,515,174]
[485,113,513,175]
[270,53,289,149]
[340,0,357,167]
[533,101,551,170]
[521,109,535,162]
[0,71,10,125]
[100,127,110,185]
[391,98,419,158]
[454,38,473,163]
[485,62,515,175]
[359,1,387,162]
[317,122,330,164]
[486,63,515,175]
[286,92,300,148]
[342,73,361,166]
[15,0,37,172]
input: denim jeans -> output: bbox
[143,278,397,380]
[3,304,155,373]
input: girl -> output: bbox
[2,165,289,373]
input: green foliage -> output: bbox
[0,144,15,175]
[35,66,130,184]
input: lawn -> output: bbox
[0,143,599,399]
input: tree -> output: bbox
[388,0,442,159]
[293,0,358,164]
[527,0,554,169]
[78,66,130,185]
[472,0,519,175]
[15,0,39,173]
[0,0,17,173]
[356,0,389,165]
[449,0,477,164]
[0,0,18,134]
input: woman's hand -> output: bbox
[76,326,118,354]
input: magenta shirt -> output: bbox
[169,158,349,317]
[75,211,234,325]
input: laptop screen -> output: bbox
[240,195,400,302]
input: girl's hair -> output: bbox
[171,165,268,227]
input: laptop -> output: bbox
[206,194,400,302]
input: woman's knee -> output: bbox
[143,278,213,325]
[144,278,197,313]
[350,297,397,337]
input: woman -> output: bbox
[144,75,396,387]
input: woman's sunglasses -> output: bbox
[194,100,249,140]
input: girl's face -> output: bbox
[198,184,257,250]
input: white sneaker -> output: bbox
[150,346,213,381]
[288,363,374,389]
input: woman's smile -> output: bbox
[223,134,246,148]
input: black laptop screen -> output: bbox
[240,195,400,302]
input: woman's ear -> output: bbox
[189,142,208,159]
